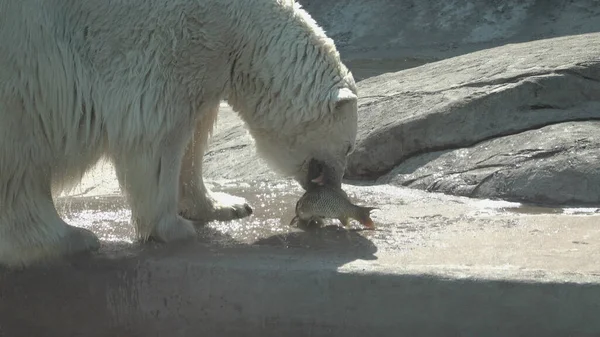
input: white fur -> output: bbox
[0,0,358,268]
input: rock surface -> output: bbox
[377,121,600,205]
[299,0,600,61]
[7,4,600,335]
[347,33,600,205]
[347,33,600,180]
[203,108,277,182]
[7,182,600,337]
[205,33,600,205]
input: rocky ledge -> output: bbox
[349,32,600,205]
[205,33,600,206]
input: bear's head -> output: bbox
[251,86,358,190]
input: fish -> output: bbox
[290,186,377,230]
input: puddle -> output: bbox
[503,205,565,215]
[456,197,599,217]
[57,179,495,259]
[56,181,381,258]
[54,175,600,266]
[58,196,134,243]
[502,205,599,216]
[51,56,437,251]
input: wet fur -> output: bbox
[0,0,358,267]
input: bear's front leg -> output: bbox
[178,108,253,223]
[113,135,197,243]
[0,169,100,268]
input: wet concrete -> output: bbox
[2,58,600,336]
[49,178,600,268]
[53,178,600,277]
[2,176,600,336]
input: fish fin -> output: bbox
[356,206,377,230]
[289,216,299,226]
[338,217,350,227]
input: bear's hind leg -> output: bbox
[113,136,197,243]
[178,105,253,223]
[0,170,100,268]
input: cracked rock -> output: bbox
[346,33,600,181]
[377,121,600,205]
[204,33,600,205]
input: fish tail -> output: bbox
[355,206,377,230]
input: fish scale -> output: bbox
[292,186,376,229]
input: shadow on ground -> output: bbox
[1,181,600,336]
[1,258,599,337]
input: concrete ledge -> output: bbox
[1,243,599,337]
[2,182,600,336]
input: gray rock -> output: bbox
[204,33,600,205]
[377,121,600,205]
[299,0,600,61]
[203,104,278,182]
[347,33,600,181]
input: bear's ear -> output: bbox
[330,87,357,112]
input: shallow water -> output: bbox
[55,176,600,263]
[57,180,379,252]
[52,56,599,261]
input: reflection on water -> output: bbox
[58,196,134,243]
[52,56,437,250]
[54,180,410,262]
[56,177,600,261]
[503,205,599,215]
[55,180,380,252]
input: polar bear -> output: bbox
[0,0,358,268]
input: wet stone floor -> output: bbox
[55,178,600,269]
[49,55,600,272]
